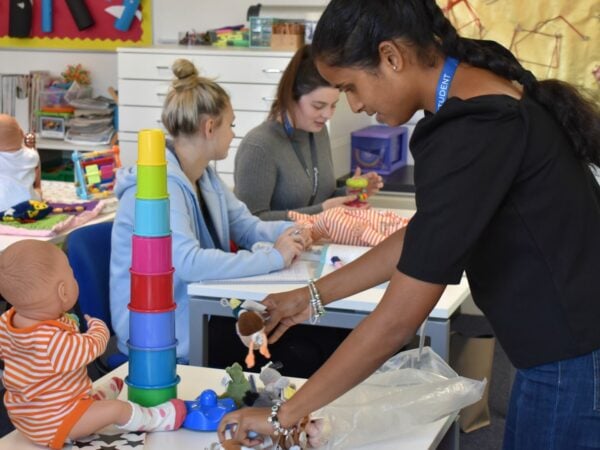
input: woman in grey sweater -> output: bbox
[234,45,383,221]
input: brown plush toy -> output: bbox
[221,298,271,368]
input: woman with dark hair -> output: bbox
[219,1,600,448]
[234,44,383,221]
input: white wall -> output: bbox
[0,0,253,129]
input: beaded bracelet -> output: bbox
[267,400,292,436]
[308,279,326,323]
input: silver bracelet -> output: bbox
[267,400,292,436]
[308,279,325,319]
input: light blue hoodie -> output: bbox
[109,150,293,359]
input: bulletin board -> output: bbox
[0,0,152,51]
[438,0,600,101]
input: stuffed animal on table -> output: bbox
[221,298,271,368]
[219,362,251,408]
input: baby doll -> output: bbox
[0,114,42,211]
[221,298,271,369]
[0,240,186,450]
[289,207,410,246]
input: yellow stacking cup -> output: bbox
[138,129,166,166]
[137,164,168,199]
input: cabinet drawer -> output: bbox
[119,106,268,137]
[119,52,289,84]
[119,79,276,112]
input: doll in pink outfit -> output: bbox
[0,240,186,449]
[289,207,410,246]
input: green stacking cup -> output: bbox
[137,164,168,199]
[138,129,166,166]
[126,377,179,407]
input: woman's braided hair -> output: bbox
[313,0,600,167]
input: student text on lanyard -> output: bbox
[282,113,319,206]
[435,57,459,112]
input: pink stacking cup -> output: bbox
[131,235,172,274]
[130,269,175,311]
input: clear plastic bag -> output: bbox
[312,346,486,449]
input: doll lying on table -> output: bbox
[289,207,411,246]
[0,240,186,449]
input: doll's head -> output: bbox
[0,114,25,152]
[0,240,79,321]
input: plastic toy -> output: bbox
[345,176,369,207]
[220,362,251,408]
[221,298,270,368]
[182,389,236,431]
[72,146,121,200]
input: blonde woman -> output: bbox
[110,59,309,361]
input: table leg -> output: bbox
[422,318,451,362]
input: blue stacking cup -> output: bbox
[127,342,177,387]
[134,198,170,237]
[129,309,176,348]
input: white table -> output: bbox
[0,180,116,251]
[0,364,459,450]
[188,275,470,366]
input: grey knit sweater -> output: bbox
[234,120,345,220]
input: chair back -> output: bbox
[65,221,113,333]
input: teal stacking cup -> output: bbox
[134,198,170,237]
[127,341,177,387]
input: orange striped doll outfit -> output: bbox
[0,308,109,449]
[289,207,411,246]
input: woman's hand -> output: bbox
[273,229,304,267]
[353,166,384,196]
[322,194,357,210]
[263,287,311,343]
[217,407,273,447]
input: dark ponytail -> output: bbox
[313,0,600,167]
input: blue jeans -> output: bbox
[503,349,600,450]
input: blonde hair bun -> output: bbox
[172,59,199,90]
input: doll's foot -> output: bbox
[92,376,124,400]
[119,399,187,432]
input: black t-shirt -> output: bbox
[398,95,600,368]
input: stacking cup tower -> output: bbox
[125,129,179,407]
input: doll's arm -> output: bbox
[47,317,110,373]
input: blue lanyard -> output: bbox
[435,57,459,112]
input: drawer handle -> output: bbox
[261,96,276,102]
[262,68,284,74]
[156,65,170,70]
[156,92,167,97]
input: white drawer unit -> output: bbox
[117,46,372,188]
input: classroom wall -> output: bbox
[0,0,251,128]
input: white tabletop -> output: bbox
[0,364,456,450]
[188,274,469,321]
[188,207,470,320]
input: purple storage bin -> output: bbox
[351,125,408,175]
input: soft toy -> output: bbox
[0,200,52,223]
[221,298,271,368]
[220,362,251,408]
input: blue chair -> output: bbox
[65,221,127,373]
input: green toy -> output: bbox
[220,362,251,408]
